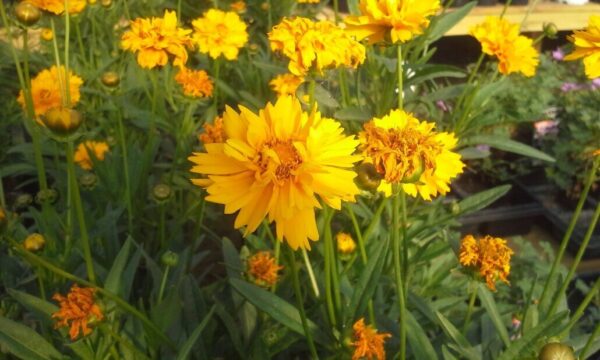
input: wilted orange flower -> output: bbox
[269,73,304,96]
[198,117,226,145]
[24,0,86,15]
[24,233,45,251]
[269,17,366,76]
[459,234,513,291]
[230,0,246,13]
[17,65,83,118]
[336,232,356,254]
[345,0,441,44]
[175,67,214,98]
[74,141,109,170]
[352,318,391,360]
[192,9,248,60]
[121,10,192,69]
[52,285,104,340]
[247,251,283,287]
[564,15,600,79]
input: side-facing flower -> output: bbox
[564,15,600,79]
[189,96,361,250]
[24,0,86,15]
[198,117,226,145]
[175,67,214,98]
[270,73,305,97]
[358,109,464,200]
[459,234,514,291]
[52,285,104,340]
[247,251,283,287]
[351,318,391,360]
[74,141,110,170]
[192,9,248,60]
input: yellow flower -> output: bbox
[564,15,600,79]
[52,285,104,340]
[269,73,305,97]
[247,251,283,287]
[192,9,248,60]
[593,149,600,157]
[459,234,513,291]
[189,96,361,250]
[298,0,320,3]
[121,10,192,69]
[230,0,246,13]
[41,28,54,41]
[175,67,214,98]
[345,0,441,44]
[24,233,45,251]
[470,16,539,77]
[17,65,83,118]
[336,232,356,254]
[351,318,391,360]
[74,141,110,170]
[269,17,366,76]
[23,0,86,15]
[198,117,226,145]
[359,109,464,200]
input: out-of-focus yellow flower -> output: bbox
[351,318,391,360]
[336,232,356,254]
[52,285,104,340]
[198,117,226,145]
[41,28,54,41]
[0,207,6,225]
[24,233,45,251]
[192,9,248,60]
[269,73,304,96]
[345,0,441,44]
[247,251,283,287]
[189,96,361,250]
[470,16,539,77]
[359,109,464,200]
[23,0,86,15]
[230,0,246,13]
[74,141,109,170]
[121,10,192,69]
[593,149,600,157]
[564,15,600,79]
[175,67,214,98]
[298,0,320,3]
[17,65,83,119]
[459,234,513,291]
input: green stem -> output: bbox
[462,283,478,333]
[213,58,221,109]
[560,278,600,337]
[0,173,5,208]
[400,190,409,289]
[116,110,133,234]
[308,78,316,110]
[157,265,170,303]
[159,204,166,250]
[392,190,406,360]
[36,268,47,300]
[500,0,512,18]
[323,209,337,328]
[333,0,340,23]
[262,220,281,293]
[50,18,66,106]
[580,322,600,360]
[397,45,403,109]
[74,18,86,65]
[364,197,389,242]
[338,69,350,107]
[267,0,272,30]
[347,206,367,264]
[301,248,320,298]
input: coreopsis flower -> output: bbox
[336,232,356,254]
[269,17,366,76]
[175,67,214,98]
[121,10,192,69]
[345,0,441,44]
[192,9,248,60]
[247,251,283,287]
[74,141,109,170]
[351,318,391,360]
[564,15,600,79]
[189,96,361,250]
[17,65,83,118]
[459,235,513,291]
[23,0,86,15]
[230,0,246,13]
[470,16,539,77]
[198,117,226,145]
[52,285,104,340]
[358,109,465,200]
[269,73,304,96]
[24,233,45,251]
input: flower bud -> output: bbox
[101,0,112,8]
[24,233,45,252]
[101,71,120,88]
[538,342,575,360]
[15,2,41,27]
[450,200,460,215]
[88,0,98,4]
[35,189,58,205]
[543,23,558,39]
[14,193,33,210]
[260,2,269,10]
[336,232,356,256]
[152,184,172,203]
[79,173,98,190]
[40,28,53,41]
[161,251,179,267]
[40,107,82,137]
[355,162,382,192]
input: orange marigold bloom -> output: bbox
[52,285,104,340]
[198,117,226,145]
[565,15,600,79]
[459,234,513,291]
[74,141,109,170]
[247,251,283,287]
[23,0,86,15]
[175,67,214,98]
[269,73,305,96]
[121,10,192,69]
[352,318,391,360]
[192,9,248,60]
[230,0,246,13]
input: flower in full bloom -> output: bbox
[269,73,304,97]
[459,234,513,291]
[17,65,83,118]
[24,0,86,15]
[336,232,356,254]
[247,251,283,287]
[198,117,226,145]
[189,96,361,250]
[192,9,248,60]
[52,285,104,340]
[470,16,539,77]
[24,233,45,251]
[564,15,600,79]
[359,109,465,200]
[175,67,214,98]
[74,141,110,170]
[230,0,246,13]
[269,17,366,76]
[121,10,192,69]
[345,0,441,44]
[351,318,391,360]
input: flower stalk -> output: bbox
[392,187,407,360]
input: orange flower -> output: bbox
[175,67,214,98]
[74,141,110,170]
[198,117,226,145]
[459,234,513,291]
[230,0,247,13]
[24,0,86,15]
[352,318,391,360]
[269,73,304,97]
[247,251,283,287]
[52,285,104,340]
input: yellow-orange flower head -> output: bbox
[121,10,192,69]
[189,96,361,250]
[192,9,248,60]
[459,234,513,291]
[24,233,45,251]
[345,0,441,44]
[199,117,226,145]
[52,285,104,340]
[269,17,366,76]
[270,73,305,97]
[17,65,83,118]
[74,141,109,170]
[470,16,539,77]
[564,15,600,79]
[298,0,320,3]
[359,109,464,200]
[247,251,283,287]
[23,0,86,15]
[230,1,247,13]
[175,67,214,98]
[336,232,356,254]
[351,318,391,360]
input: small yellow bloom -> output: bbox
[336,232,356,254]
[24,233,45,251]
[564,15,600,79]
[230,0,246,13]
[52,285,104,340]
[593,149,600,157]
[298,0,320,3]
[198,117,226,145]
[269,74,304,97]
[74,141,109,170]
[23,0,86,15]
[459,234,513,291]
[41,28,54,41]
[192,9,248,60]
[247,251,283,287]
[351,318,391,360]
[175,67,214,98]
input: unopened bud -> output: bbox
[538,342,575,360]
[355,162,382,192]
[101,0,112,8]
[161,251,179,267]
[40,28,53,41]
[40,107,82,137]
[101,71,120,88]
[79,173,98,190]
[15,2,41,27]
[35,189,58,205]
[15,193,33,210]
[543,23,558,39]
[152,184,172,203]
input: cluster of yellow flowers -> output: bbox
[565,15,600,79]
[459,235,514,291]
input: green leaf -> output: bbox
[176,306,215,360]
[435,312,480,360]
[104,237,139,298]
[222,237,243,281]
[427,2,477,41]
[0,316,64,360]
[406,64,466,86]
[477,284,511,347]
[406,311,438,360]
[8,289,58,322]
[334,106,373,122]
[457,185,512,215]
[463,135,555,162]
[315,84,340,109]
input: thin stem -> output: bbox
[262,220,281,292]
[323,209,337,328]
[50,18,66,106]
[159,204,166,249]
[462,283,478,333]
[0,173,5,208]
[364,197,389,241]
[347,206,367,264]
[74,18,86,64]
[400,190,409,289]
[561,278,600,337]
[36,268,47,300]
[392,190,407,360]
[500,0,512,18]
[308,78,316,110]
[267,0,272,30]
[333,0,340,23]
[338,69,350,107]
[580,322,600,360]
[116,110,133,234]
[397,45,403,109]
[301,248,320,298]
[157,265,170,303]
[213,58,221,109]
